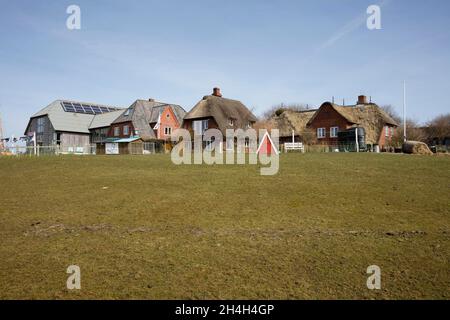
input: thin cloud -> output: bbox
[317,0,391,51]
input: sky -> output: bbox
[0,0,449,137]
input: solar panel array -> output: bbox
[61,101,121,115]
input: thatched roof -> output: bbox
[268,109,317,137]
[184,95,258,134]
[307,102,399,145]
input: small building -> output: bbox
[307,96,398,150]
[183,88,258,149]
[24,100,123,154]
[267,109,317,144]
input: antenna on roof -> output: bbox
[332,96,335,103]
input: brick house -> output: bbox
[99,99,186,154]
[109,98,186,140]
[307,96,398,150]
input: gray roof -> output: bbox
[26,100,124,134]
[112,99,186,139]
[184,95,258,134]
[89,110,125,129]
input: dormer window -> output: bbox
[124,108,132,116]
[228,118,235,126]
[246,121,252,129]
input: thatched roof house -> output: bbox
[267,109,317,142]
[269,95,399,148]
[307,96,399,147]
[183,88,258,136]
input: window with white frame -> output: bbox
[114,127,120,136]
[317,127,326,139]
[123,125,129,136]
[193,120,209,135]
[228,118,235,126]
[164,127,172,135]
[226,138,234,150]
[385,126,390,137]
[330,126,339,138]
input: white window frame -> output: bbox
[317,127,326,139]
[114,127,120,136]
[193,120,209,135]
[385,126,390,137]
[330,126,339,138]
[164,127,172,135]
[228,118,234,126]
[123,125,129,136]
[226,138,234,151]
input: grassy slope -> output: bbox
[0,154,448,299]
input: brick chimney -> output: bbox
[212,87,222,97]
[357,95,368,105]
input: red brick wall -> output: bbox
[157,106,181,140]
[308,103,352,145]
[378,125,396,148]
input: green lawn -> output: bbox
[0,153,448,299]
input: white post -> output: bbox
[292,130,294,144]
[355,128,359,153]
[403,81,407,142]
[33,132,37,156]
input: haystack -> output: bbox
[402,141,433,155]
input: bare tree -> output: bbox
[391,119,427,146]
[425,113,450,144]
[381,105,402,124]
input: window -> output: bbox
[193,120,209,135]
[124,108,131,116]
[114,127,120,136]
[164,127,172,135]
[385,126,390,137]
[228,118,235,126]
[226,138,234,150]
[123,125,129,136]
[317,128,326,139]
[247,121,252,129]
[166,113,170,118]
[37,117,44,133]
[330,126,339,138]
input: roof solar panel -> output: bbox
[61,101,121,115]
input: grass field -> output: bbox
[0,153,448,299]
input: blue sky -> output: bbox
[1,0,449,136]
